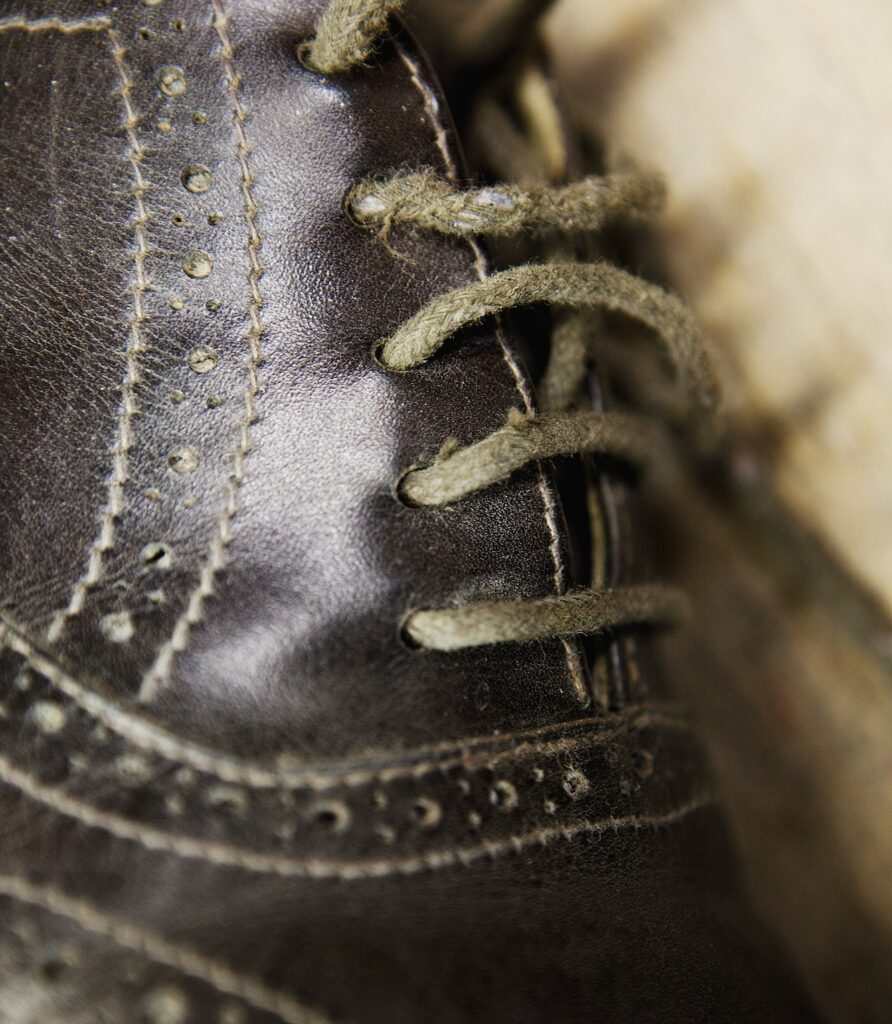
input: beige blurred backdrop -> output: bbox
[547,0,892,618]
[545,5,892,1017]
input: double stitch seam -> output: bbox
[139,0,265,701]
[0,875,332,1024]
[1,615,688,791]
[18,22,152,643]
[0,755,711,881]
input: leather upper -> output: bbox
[1,0,596,760]
[0,2,815,1021]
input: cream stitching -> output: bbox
[1,614,688,790]
[139,0,266,701]
[0,755,709,880]
[0,874,332,1024]
[392,42,588,703]
[24,24,152,643]
[0,16,111,34]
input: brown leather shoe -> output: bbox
[0,2,814,1021]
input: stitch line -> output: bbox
[45,26,151,642]
[2,614,689,790]
[392,41,588,704]
[140,0,265,701]
[0,754,709,880]
[0,874,331,1024]
[0,16,111,34]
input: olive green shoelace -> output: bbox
[304,0,719,654]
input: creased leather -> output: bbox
[0,2,815,1021]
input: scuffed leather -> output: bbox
[0,2,814,1021]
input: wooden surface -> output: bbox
[548,0,892,620]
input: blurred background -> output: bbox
[548,0,892,612]
[410,0,892,1018]
[546,5,892,1019]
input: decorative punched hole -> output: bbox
[187,345,218,373]
[171,213,186,226]
[37,946,77,983]
[141,542,173,571]
[489,779,519,811]
[168,445,200,474]
[309,800,351,832]
[562,767,590,800]
[171,18,186,31]
[157,65,187,97]
[29,701,67,735]
[143,985,189,1024]
[100,611,135,644]
[412,797,442,829]
[182,250,212,279]
[180,164,213,193]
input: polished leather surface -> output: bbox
[0,2,814,1020]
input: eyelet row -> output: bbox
[294,37,445,655]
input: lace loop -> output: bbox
[404,586,689,652]
[400,409,653,507]
[378,262,718,424]
[304,0,404,74]
[305,0,714,657]
[350,170,666,238]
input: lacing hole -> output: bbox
[371,338,415,374]
[398,611,424,652]
[370,338,398,372]
[392,464,421,508]
[342,184,367,228]
[294,40,319,72]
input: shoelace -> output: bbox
[303,0,719,653]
